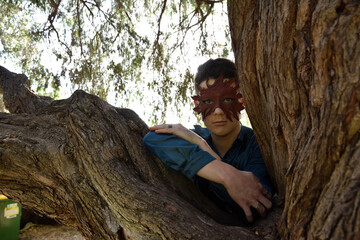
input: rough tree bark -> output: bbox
[0,66,279,239]
[228,0,359,239]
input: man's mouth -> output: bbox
[213,120,227,126]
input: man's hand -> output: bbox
[150,123,221,159]
[150,124,205,146]
[198,160,272,222]
[223,168,272,222]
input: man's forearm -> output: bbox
[196,158,272,222]
[196,158,236,187]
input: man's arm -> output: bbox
[143,128,216,178]
[197,159,272,222]
[146,124,272,222]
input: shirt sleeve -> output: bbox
[143,131,216,179]
[243,134,273,194]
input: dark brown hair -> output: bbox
[194,58,239,85]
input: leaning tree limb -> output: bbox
[0,66,53,114]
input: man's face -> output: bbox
[192,76,244,121]
[203,106,241,138]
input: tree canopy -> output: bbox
[0,0,232,124]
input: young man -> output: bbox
[143,58,272,224]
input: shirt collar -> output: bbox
[237,124,246,142]
[194,124,246,143]
[194,125,211,140]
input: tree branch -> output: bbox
[0,66,53,114]
[0,89,261,239]
[152,0,167,57]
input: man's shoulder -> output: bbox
[238,125,258,145]
[240,125,254,136]
[193,125,211,139]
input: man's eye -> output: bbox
[203,99,213,104]
[223,98,234,103]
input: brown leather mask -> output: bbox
[192,76,244,121]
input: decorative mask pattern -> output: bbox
[192,76,244,121]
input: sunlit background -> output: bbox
[0,1,251,128]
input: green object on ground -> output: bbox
[0,195,22,240]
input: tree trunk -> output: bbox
[0,66,270,239]
[228,0,359,239]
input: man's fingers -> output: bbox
[150,124,176,132]
[261,187,273,200]
[149,124,168,130]
[265,191,272,200]
[258,194,272,209]
[154,129,172,134]
[254,201,266,218]
[262,188,268,195]
[243,207,254,222]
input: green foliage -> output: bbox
[0,0,232,125]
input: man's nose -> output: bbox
[213,107,225,114]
